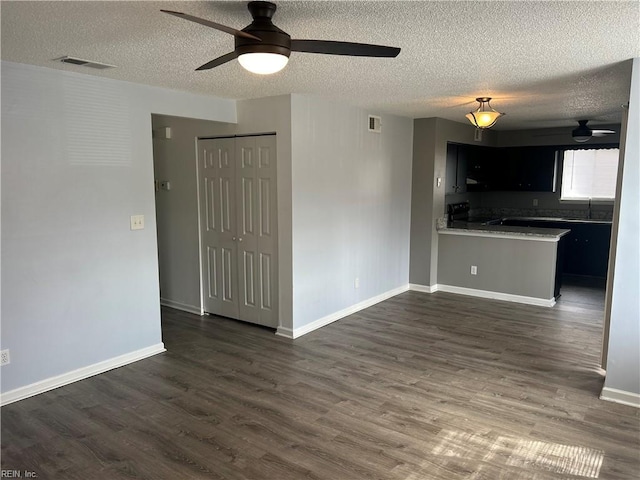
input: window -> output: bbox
[560,148,619,200]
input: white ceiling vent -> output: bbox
[57,56,116,70]
[368,115,381,133]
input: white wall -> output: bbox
[0,61,236,397]
[602,57,640,407]
[290,95,413,331]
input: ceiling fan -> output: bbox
[161,1,401,75]
[572,120,616,143]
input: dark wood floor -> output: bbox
[2,290,639,479]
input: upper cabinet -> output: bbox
[445,143,468,194]
[498,147,557,192]
[446,143,557,194]
[466,145,497,192]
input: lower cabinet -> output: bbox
[562,223,612,277]
[501,219,612,277]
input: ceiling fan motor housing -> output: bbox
[236,1,292,58]
[572,120,592,142]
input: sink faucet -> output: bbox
[587,198,592,220]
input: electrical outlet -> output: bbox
[355,277,360,289]
[130,215,145,230]
[533,198,539,207]
[1,349,10,366]
[471,265,478,275]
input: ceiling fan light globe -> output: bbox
[238,52,289,74]
[573,135,591,143]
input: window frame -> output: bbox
[557,144,620,204]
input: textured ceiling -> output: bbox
[2,1,639,130]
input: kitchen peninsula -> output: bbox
[437,224,570,307]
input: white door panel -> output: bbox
[197,135,277,327]
[198,138,239,319]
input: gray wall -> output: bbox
[236,95,293,333]
[410,118,498,288]
[290,95,414,330]
[152,115,235,313]
[603,57,640,400]
[150,96,293,330]
[438,234,557,300]
[1,61,237,394]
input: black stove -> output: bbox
[447,201,500,226]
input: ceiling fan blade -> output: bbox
[591,129,616,136]
[196,52,238,71]
[291,39,400,57]
[161,10,261,41]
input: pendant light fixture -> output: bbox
[466,97,504,129]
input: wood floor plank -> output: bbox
[2,288,638,479]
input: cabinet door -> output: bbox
[521,147,557,191]
[445,143,458,195]
[445,143,468,194]
[499,147,557,192]
[466,145,496,191]
[581,224,612,277]
[564,224,587,275]
[456,145,468,194]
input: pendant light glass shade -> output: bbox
[466,97,504,129]
[238,52,289,75]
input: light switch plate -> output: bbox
[130,215,145,230]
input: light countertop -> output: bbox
[438,224,571,242]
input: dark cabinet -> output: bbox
[445,143,468,194]
[498,147,557,192]
[466,146,499,192]
[563,223,612,277]
[446,144,558,193]
[500,219,612,278]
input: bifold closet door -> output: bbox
[198,135,278,328]
[199,138,240,320]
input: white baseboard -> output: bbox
[275,326,294,339]
[160,298,203,315]
[282,285,410,339]
[0,343,166,407]
[435,284,556,307]
[600,386,640,408]
[409,283,438,293]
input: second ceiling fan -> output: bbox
[571,120,616,143]
[162,1,401,75]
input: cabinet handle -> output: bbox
[238,237,243,242]
[232,236,237,241]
